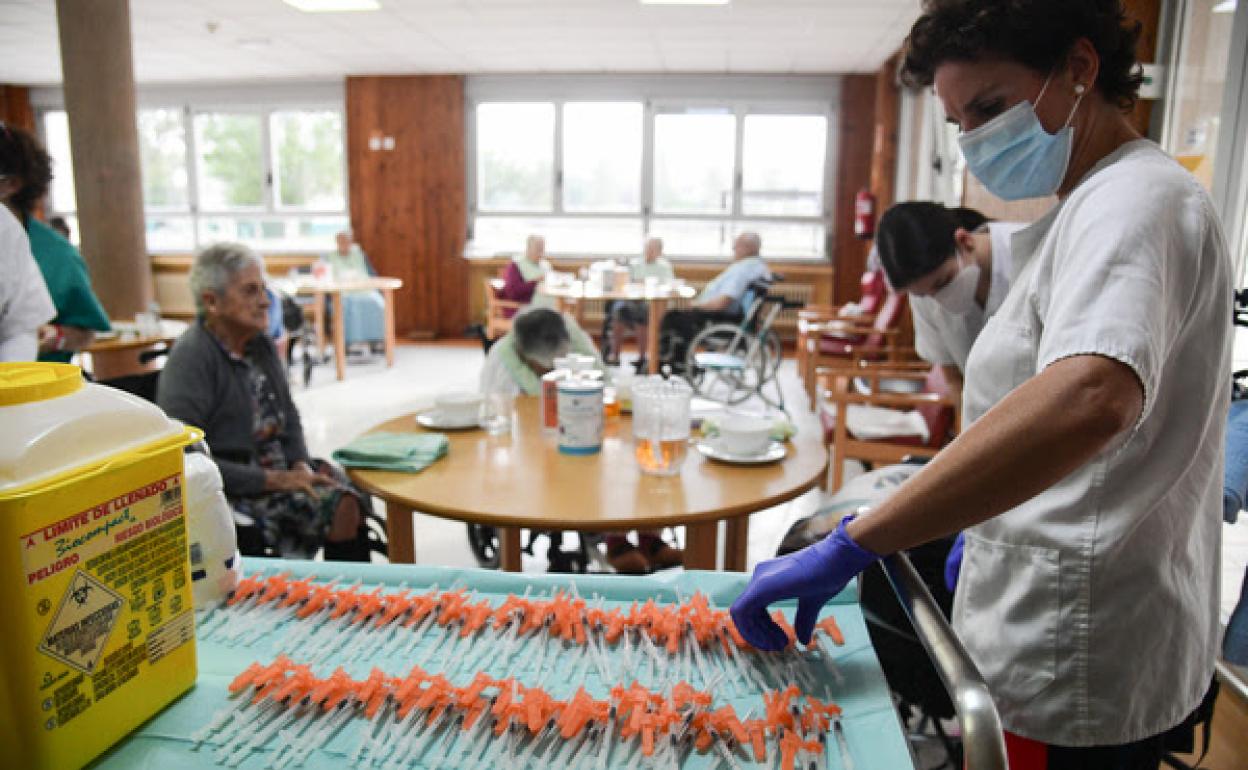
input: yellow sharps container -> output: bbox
[0,363,201,770]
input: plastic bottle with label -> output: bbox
[557,371,604,455]
[540,355,573,435]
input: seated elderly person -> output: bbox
[321,231,385,351]
[479,306,683,573]
[658,231,769,370]
[496,235,553,318]
[158,242,374,561]
[602,236,674,367]
[480,305,601,396]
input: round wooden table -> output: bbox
[347,397,827,572]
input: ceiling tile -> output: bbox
[0,0,923,84]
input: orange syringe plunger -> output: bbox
[818,615,846,646]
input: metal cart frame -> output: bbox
[883,552,1010,770]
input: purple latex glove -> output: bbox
[730,516,880,651]
[944,532,965,593]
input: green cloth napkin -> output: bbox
[332,432,449,472]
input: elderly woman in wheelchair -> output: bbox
[158,242,381,561]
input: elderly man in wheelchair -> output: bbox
[658,232,798,409]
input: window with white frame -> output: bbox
[469,97,832,259]
[42,106,347,252]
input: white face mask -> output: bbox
[930,257,981,316]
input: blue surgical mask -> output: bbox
[957,75,1085,200]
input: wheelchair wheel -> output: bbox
[686,323,767,405]
[466,523,500,569]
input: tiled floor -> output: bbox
[294,338,1248,625]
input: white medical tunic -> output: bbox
[957,140,1229,746]
[911,221,1026,373]
[0,206,55,361]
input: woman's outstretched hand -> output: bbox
[730,516,880,651]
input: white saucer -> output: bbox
[695,438,787,465]
[416,410,480,431]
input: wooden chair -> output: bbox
[484,277,525,340]
[822,364,960,491]
[802,290,913,408]
[796,270,888,379]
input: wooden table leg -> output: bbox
[724,515,749,572]
[685,521,719,570]
[382,288,396,368]
[311,292,326,359]
[647,298,666,375]
[385,501,415,564]
[500,527,523,572]
[331,292,346,381]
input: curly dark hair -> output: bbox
[0,122,54,220]
[900,0,1144,111]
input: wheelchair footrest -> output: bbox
[694,351,746,370]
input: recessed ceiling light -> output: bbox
[1214,0,1236,12]
[283,0,381,12]
[640,0,730,5]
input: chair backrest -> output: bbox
[916,366,955,447]
[485,277,527,336]
[739,275,776,324]
[487,277,505,300]
[865,291,907,348]
[859,270,887,316]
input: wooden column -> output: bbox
[1123,0,1162,136]
[869,54,902,215]
[55,0,151,320]
[832,74,877,305]
[347,75,468,339]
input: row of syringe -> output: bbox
[193,654,856,770]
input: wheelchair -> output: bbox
[465,526,608,573]
[676,275,803,413]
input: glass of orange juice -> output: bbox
[632,377,692,476]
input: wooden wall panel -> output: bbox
[0,85,34,133]
[347,75,467,339]
[1123,0,1162,136]
[832,74,878,305]
[870,54,902,215]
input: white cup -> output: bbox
[718,415,773,456]
[435,390,483,423]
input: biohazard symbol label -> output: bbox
[38,570,124,674]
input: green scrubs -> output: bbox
[27,218,111,363]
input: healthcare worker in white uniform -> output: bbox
[0,197,55,361]
[731,2,1231,768]
[874,202,1025,393]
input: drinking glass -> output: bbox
[479,390,515,435]
[632,376,692,476]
